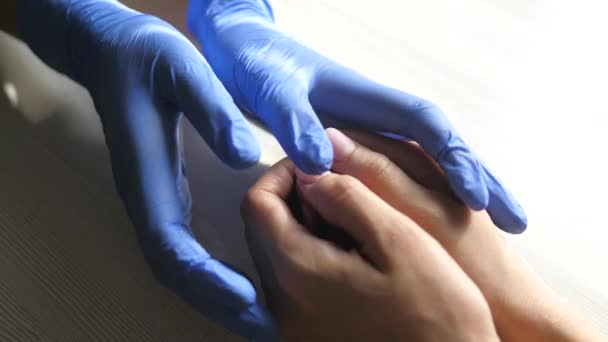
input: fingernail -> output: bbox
[327,128,356,161]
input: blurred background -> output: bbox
[1,0,607,340]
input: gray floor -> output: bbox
[1,0,607,340]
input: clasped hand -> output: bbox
[243,129,500,341]
[243,128,604,341]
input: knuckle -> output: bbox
[241,188,283,240]
[366,153,394,180]
[241,188,261,218]
[378,222,406,254]
[331,175,363,196]
[326,175,365,208]
[241,188,270,220]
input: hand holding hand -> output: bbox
[242,131,499,341]
[326,128,606,342]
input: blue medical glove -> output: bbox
[187,0,527,233]
[19,1,276,340]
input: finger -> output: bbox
[244,158,297,202]
[481,162,527,233]
[156,41,261,169]
[337,129,527,233]
[101,86,273,338]
[340,128,452,194]
[242,158,307,253]
[241,159,330,265]
[296,172,411,270]
[312,67,489,210]
[248,159,359,251]
[242,160,369,291]
[258,87,333,175]
[325,128,468,236]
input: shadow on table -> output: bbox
[1,30,275,342]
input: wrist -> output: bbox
[497,291,603,341]
[485,248,603,341]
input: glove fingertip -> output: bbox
[490,196,528,234]
[189,258,258,308]
[491,209,528,234]
[460,184,489,211]
[508,214,528,234]
[215,118,262,169]
[228,126,262,169]
[440,150,489,210]
[482,163,528,233]
[293,133,333,175]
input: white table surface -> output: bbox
[1,0,607,340]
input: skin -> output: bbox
[241,131,500,341]
[327,128,606,342]
[243,127,606,341]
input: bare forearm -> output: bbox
[491,247,605,342]
[0,0,18,36]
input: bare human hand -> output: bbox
[328,128,606,342]
[241,136,499,341]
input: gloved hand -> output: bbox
[19,0,275,340]
[188,0,527,233]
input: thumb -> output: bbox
[326,127,431,205]
[324,128,467,235]
[296,171,407,270]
